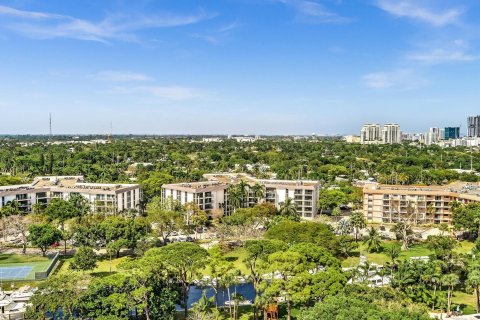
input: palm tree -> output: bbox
[385,243,401,264]
[251,183,265,204]
[422,261,443,311]
[336,218,353,236]
[350,211,366,242]
[237,180,250,207]
[227,185,242,213]
[467,269,480,313]
[279,197,297,217]
[427,203,436,225]
[441,273,459,316]
[364,227,382,253]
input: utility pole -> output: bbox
[471,146,473,171]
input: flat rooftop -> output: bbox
[163,173,320,192]
[0,176,139,194]
[162,181,226,192]
[364,182,480,198]
[204,173,320,188]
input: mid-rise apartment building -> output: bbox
[161,173,320,219]
[0,176,141,214]
[363,182,480,225]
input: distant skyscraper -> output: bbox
[382,124,401,144]
[426,127,444,145]
[468,116,480,137]
[444,127,460,140]
[360,124,381,144]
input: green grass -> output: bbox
[454,241,475,255]
[0,253,51,280]
[55,255,130,277]
[224,248,250,276]
[201,247,251,277]
[341,241,434,268]
[0,253,49,264]
[452,291,478,315]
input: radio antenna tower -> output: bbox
[107,122,113,143]
[49,113,52,141]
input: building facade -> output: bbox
[468,116,480,138]
[0,176,141,214]
[363,182,480,225]
[360,124,381,144]
[426,127,444,145]
[444,127,460,140]
[382,124,401,144]
[161,173,321,219]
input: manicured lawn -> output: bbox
[453,291,478,315]
[342,240,477,268]
[0,253,49,264]
[454,241,475,255]
[224,248,250,276]
[342,241,434,267]
[202,247,251,276]
[56,255,130,277]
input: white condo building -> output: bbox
[0,176,141,214]
[382,124,401,144]
[360,124,381,144]
[161,173,321,219]
[426,127,444,146]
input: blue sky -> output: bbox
[0,0,479,135]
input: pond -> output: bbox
[179,283,256,309]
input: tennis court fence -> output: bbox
[34,252,60,280]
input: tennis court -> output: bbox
[0,266,33,280]
[0,254,54,281]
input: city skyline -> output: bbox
[1,0,480,135]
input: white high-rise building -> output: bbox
[426,127,444,145]
[360,124,381,144]
[382,124,401,144]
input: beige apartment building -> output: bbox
[162,173,320,218]
[363,182,480,225]
[0,176,141,214]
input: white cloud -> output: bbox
[190,33,219,44]
[92,71,152,82]
[190,21,242,45]
[0,5,64,20]
[139,86,205,100]
[407,39,479,64]
[363,69,427,90]
[0,5,213,42]
[408,49,478,64]
[110,85,207,101]
[274,0,351,23]
[376,0,462,26]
